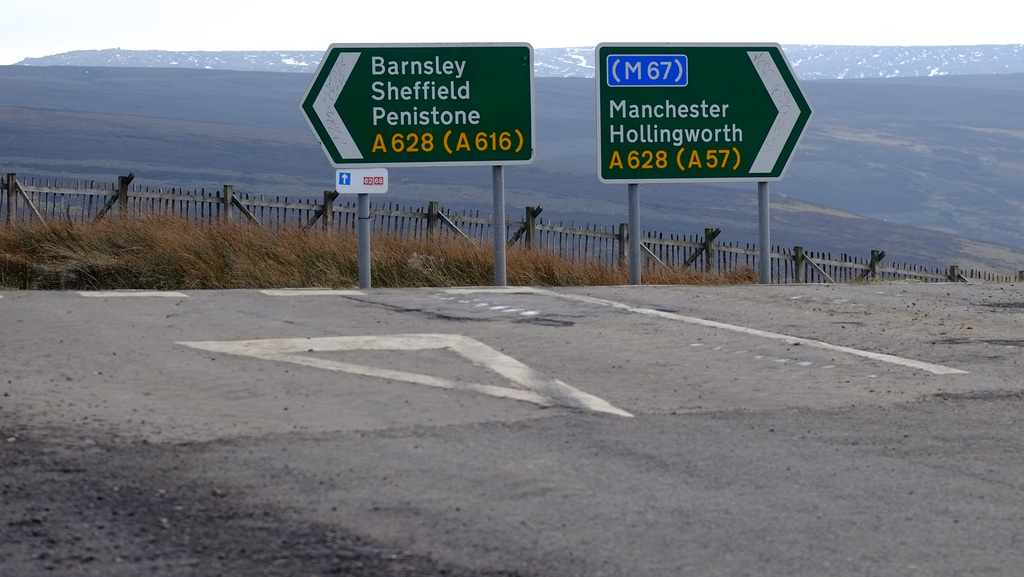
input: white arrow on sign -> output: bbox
[311,51,363,160]
[748,50,803,174]
[178,334,633,417]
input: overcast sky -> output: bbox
[3,0,1022,65]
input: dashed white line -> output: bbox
[692,342,830,370]
[442,288,543,295]
[435,292,540,317]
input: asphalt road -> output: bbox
[3,283,1024,576]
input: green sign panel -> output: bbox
[301,44,534,167]
[597,43,812,182]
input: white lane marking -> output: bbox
[696,342,827,370]
[177,334,632,418]
[433,292,541,317]
[546,291,968,376]
[79,291,188,298]
[261,289,366,296]
[442,288,546,295]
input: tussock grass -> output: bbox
[0,216,756,290]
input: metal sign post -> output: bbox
[628,183,641,285]
[758,181,771,284]
[493,166,507,286]
[357,193,372,289]
[335,169,389,288]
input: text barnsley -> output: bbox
[371,56,467,79]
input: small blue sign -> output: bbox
[606,55,688,87]
[335,168,389,194]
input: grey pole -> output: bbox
[493,165,507,287]
[628,183,641,285]
[358,192,371,289]
[758,181,771,284]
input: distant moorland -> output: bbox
[1,65,1023,274]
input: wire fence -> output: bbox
[3,172,1018,284]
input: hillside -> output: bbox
[1,65,1023,274]
[16,45,1024,79]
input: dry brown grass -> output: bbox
[0,216,756,290]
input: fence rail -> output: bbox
[2,173,1018,284]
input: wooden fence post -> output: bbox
[794,246,805,283]
[507,206,542,248]
[703,227,716,273]
[525,206,541,249]
[4,173,13,225]
[322,189,334,232]
[427,201,439,238]
[221,185,233,224]
[117,173,134,219]
[870,250,884,281]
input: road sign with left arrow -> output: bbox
[596,43,812,182]
[300,43,535,168]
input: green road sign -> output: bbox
[300,44,535,167]
[596,43,812,182]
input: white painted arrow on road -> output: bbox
[178,334,632,417]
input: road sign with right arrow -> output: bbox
[596,43,812,183]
